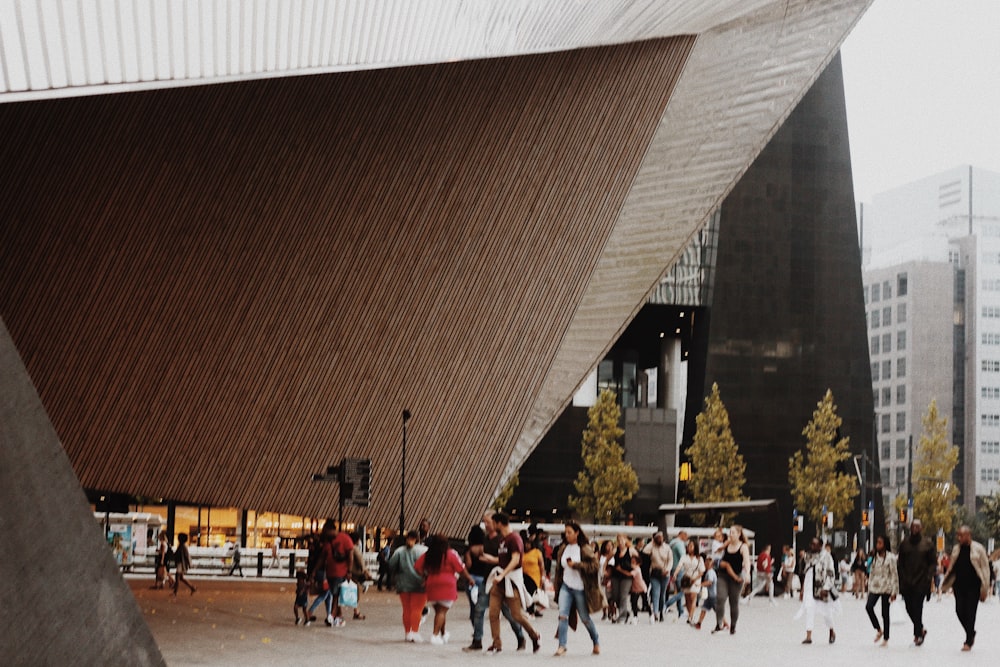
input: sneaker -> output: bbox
[442,632,450,644]
[430,634,444,645]
[304,620,312,627]
[333,617,345,627]
[410,632,424,643]
[325,615,333,627]
[648,615,655,625]
[405,632,414,643]
[295,618,302,625]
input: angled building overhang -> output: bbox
[1,0,873,541]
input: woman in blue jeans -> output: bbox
[552,522,602,656]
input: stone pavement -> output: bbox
[129,577,1000,666]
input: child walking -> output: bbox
[695,554,717,630]
[629,555,651,623]
[294,570,310,625]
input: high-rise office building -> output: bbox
[862,166,1000,509]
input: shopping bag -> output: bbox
[339,580,359,608]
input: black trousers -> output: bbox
[954,588,980,646]
[901,591,926,639]
[865,593,891,638]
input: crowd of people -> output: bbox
[150,514,1000,656]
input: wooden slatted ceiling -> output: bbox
[0,36,694,537]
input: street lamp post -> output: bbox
[399,409,411,537]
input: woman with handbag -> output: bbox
[553,522,602,657]
[714,524,750,634]
[678,539,706,623]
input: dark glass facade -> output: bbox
[512,54,879,550]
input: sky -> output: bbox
[840,0,1000,203]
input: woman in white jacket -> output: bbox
[865,535,898,646]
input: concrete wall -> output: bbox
[0,319,164,665]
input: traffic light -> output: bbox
[862,509,870,527]
[899,507,907,523]
[821,510,834,529]
[793,515,803,532]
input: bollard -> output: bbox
[257,551,264,577]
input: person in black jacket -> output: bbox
[896,519,937,646]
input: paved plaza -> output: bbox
[129,576,1000,666]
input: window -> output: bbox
[871,310,881,328]
[882,387,892,406]
[873,390,879,407]
[881,467,891,484]
[882,360,892,380]
[896,439,907,459]
[897,273,907,296]
[897,358,906,378]
[981,468,1000,482]
[895,466,906,486]
[881,414,891,433]
[896,412,906,432]
[872,283,881,302]
[982,387,1000,400]
[983,360,1000,373]
[897,303,907,323]
[864,285,870,304]
[897,330,906,350]
[984,333,1000,345]
[871,362,880,381]
[882,307,891,326]
[981,441,1000,455]
[881,443,891,461]
[871,336,880,354]
[881,333,891,353]
[984,306,1000,319]
[897,385,906,403]
[883,280,892,299]
[982,414,1000,427]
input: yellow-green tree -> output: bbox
[686,383,747,524]
[910,400,959,536]
[492,471,519,512]
[569,390,639,522]
[789,389,859,532]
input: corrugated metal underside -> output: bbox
[0,0,775,102]
[0,37,694,535]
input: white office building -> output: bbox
[862,166,1000,510]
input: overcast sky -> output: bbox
[840,0,1000,203]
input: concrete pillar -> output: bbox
[0,318,164,665]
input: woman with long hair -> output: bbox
[865,535,898,646]
[154,531,173,589]
[416,533,476,645]
[553,522,602,656]
[678,539,706,623]
[609,534,636,623]
[172,533,196,597]
[714,524,749,634]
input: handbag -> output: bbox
[338,580,359,608]
[532,587,549,609]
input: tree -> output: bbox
[569,389,639,522]
[981,492,1000,542]
[788,389,859,532]
[910,400,959,537]
[492,471,519,512]
[685,383,747,525]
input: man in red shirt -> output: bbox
[487,513,541,654]
[744,544,775,605]
[320,519,355,626]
